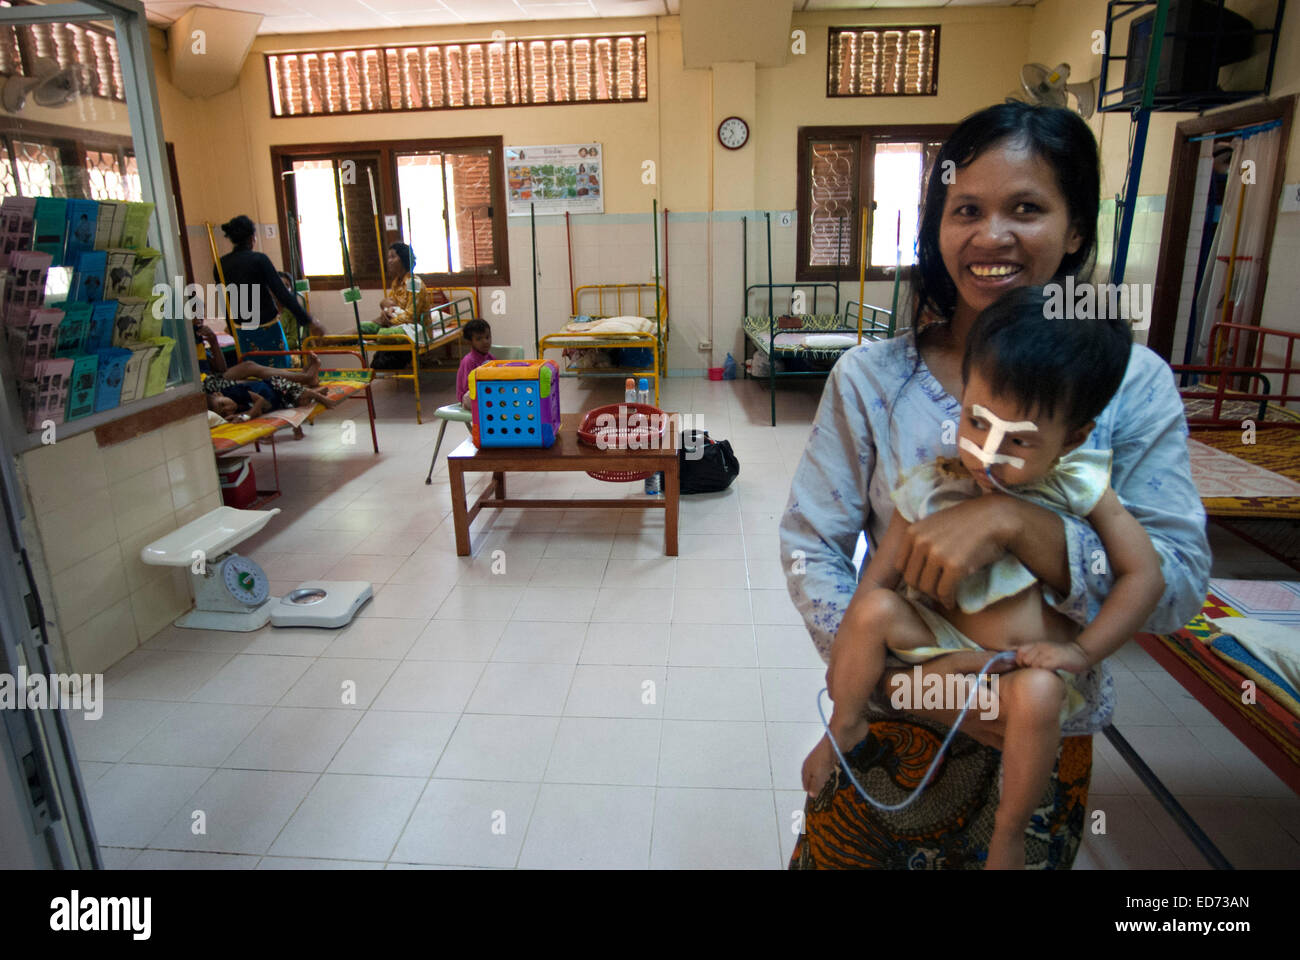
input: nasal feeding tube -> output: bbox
[958,403,1038,471]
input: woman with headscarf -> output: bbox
[216,215,324,342]
[364,242,430,331]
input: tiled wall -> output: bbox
[17,411,220,674]
[1096,195,1167,348]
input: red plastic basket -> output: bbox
[577,402,667,482]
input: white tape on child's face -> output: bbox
[959,403,1038,470]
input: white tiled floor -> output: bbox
[73,371,1300,868]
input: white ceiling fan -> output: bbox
[2,57,86,113]
[1017,62,1096,119]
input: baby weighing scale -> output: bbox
[141,506,372,631]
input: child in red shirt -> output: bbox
[457,318,495,407]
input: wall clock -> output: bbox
[717,116,749,150]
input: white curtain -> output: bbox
[1194,126,1282,362]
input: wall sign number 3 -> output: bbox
[717,116,749,150]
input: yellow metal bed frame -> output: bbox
[303,286,479,423]
[537,282,668,406]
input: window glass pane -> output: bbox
[445,150,494,274]
[13,141,65,197]
[806,140,857,268]
[85,149,126,200]
[0,141,18,198]
[395,152,452,274]
[123,153,141,201]
[870,142,923,268]
[267,33,646,116]
[2,13,195,433]
[292,159,344,276]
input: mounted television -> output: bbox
[1122,0,1255,104]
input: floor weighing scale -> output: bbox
[141,506,372,632]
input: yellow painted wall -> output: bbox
[152,8,1044,223]
[157,16,671,228]
[757,8,1035,209]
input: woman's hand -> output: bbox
[895,494,1018,609]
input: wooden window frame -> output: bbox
[796,124,953,283]
[826,25,940,99]
[271,136,510,290]
[265,34,648,119]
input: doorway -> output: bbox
[1149,95,1296,362]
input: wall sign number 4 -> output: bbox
[717,116,749,150]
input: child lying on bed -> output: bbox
[803,285,1166,869]
[204,352,340,424]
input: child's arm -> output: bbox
[246,393,271,419]
[1017,488,1165,672]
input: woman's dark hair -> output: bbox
[463,318,491,341]
[912,101,1100,330]
[221,215,256,246]
[962,285,1131,430]
[389,242,414,275]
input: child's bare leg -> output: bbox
[803,590,935,795]
[301,352,322,386]
[984,667,1065,870]
[299,386,339,409]
[222,359,278,381]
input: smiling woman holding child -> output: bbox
[781,101,1211,870]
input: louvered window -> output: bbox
[267,34,647,118]
[827,26,939,98]
[0,12,126,103]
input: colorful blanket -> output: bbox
[1143,587,1300,764]
[209,374,371,455]
[789,717,1090,870]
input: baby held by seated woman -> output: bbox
[804,285,1166,869]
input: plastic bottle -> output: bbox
[636,378,662,495]
[624,378,637,404]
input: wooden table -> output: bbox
[446,412,680,557]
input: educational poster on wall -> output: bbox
[504,144,604,216]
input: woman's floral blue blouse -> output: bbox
[778,335,1210,735]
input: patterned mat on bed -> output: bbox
[743,315,860,360]
[789,717,1091,870]
[1188,428,1300,517]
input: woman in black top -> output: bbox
[215,215,324,341]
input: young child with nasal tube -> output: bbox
[803,284,1166,869]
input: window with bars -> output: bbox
[273,137,509,288]
[266,34,647,117]
[827,25,939,98]
[796,125,952,283]
[0,13,126,102]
